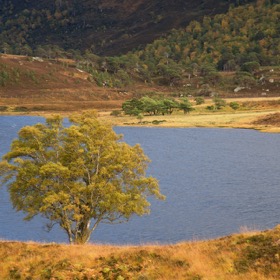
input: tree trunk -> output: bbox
[74,220,91,244]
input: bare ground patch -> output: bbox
[253,113,280,127]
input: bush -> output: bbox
[206,105,215,111]
[213,97,226,110]
[137,113,144,123]
[241,61,260,74]
[229,102,240,110]
[110,110,122,117]
[196,84,212,96]
[14,106,29,112]
[0,106,8,111]
[234,71,257,88]
[0,70,9,86]
[195,97,205,105]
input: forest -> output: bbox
[0,0,279,92]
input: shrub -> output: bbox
[206,105,215,111]
[195,96,205,105]
[137,113,144,123]
[14,106,29,112]
[110,110,122,117]
[0,106,8,111]
[213,97,226,110]
[241,61,260,73]
[229,102,240,110]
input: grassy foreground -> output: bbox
[1,226,280,279]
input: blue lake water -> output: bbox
[0,116,280,244]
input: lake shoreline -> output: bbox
[1,109,279,133]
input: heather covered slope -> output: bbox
[0,54,133,112]
[1,226,280,279]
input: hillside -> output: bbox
[0,54,135,112]
[0,1,279,114]
[102,1,279,89]
[1,226,280,279]
[0,53,279,114]
[0,0,255,55]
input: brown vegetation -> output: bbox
[1,226,280,279]
[0,54,132,112]
[253,113,280,127]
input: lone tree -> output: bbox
[0,112,164,244]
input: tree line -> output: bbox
[122,96,195,116]
[121,96,242,116]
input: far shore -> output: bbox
[99,109,280,133]
[0,96,279,133]
[1,109,280,133]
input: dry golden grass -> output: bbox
[98,97,280,133]
[100,109,280,133]
[1,226,280,279]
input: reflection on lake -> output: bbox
[0,116,280,244]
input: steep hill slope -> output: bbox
[0,0,255,55]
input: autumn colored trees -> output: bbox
[122,97,194,116]
[0,1,278,89]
